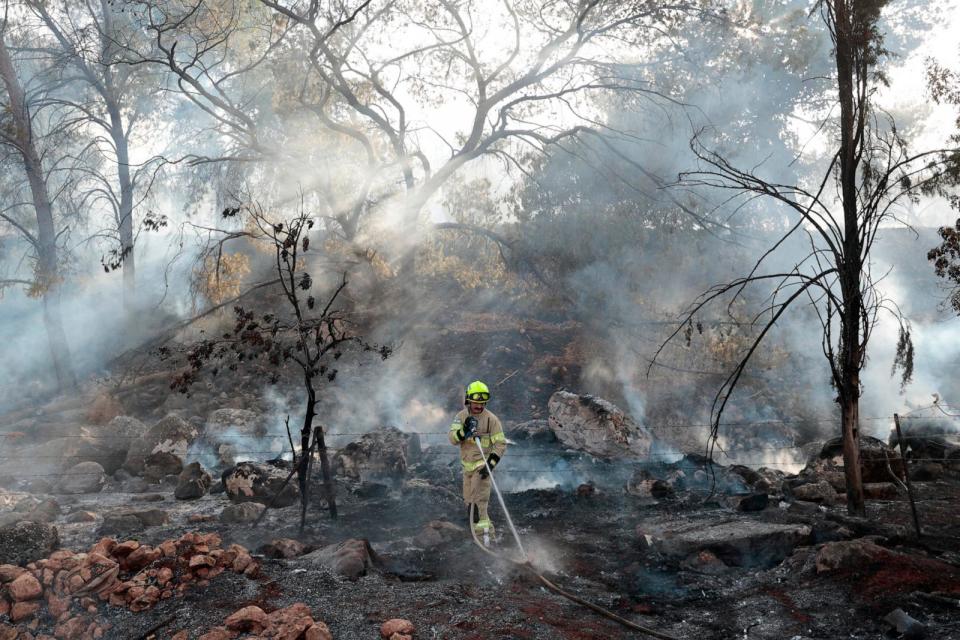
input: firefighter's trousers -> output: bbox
[463,470,494,535]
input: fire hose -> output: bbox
[468,437,678,640]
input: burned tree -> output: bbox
[167,204,389,528]
[657,0,960,515]
[0,25,78,393]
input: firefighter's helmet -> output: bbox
[465,380,490,403]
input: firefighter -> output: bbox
[448,380,506,541]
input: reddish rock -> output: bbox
[111,540,140,557]
[125,545,160,571]
[261,538,308,559]
[225,605,268,632]
[0,565,27,583]
[305,622,333,640]
[198,628,235,640]
[46,593,71,617]
[381,618,415,639]
[11,600,41,622]
[0,599,8,617]
[189,554,216,569]
[90,538,117,558]
[0,623,17,640]
[816,539,887,573]
[9,573,43,601]
[170,632,189,640]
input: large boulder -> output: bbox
[814,436,904,483]
[0,521,59,566]
[0,431,129,481]
[222,462,299,507]
[332,427,420,481]
[54,461,106,494]
[123,415,198,476]
[547,391,652,459]
[142,451,184,482]
[199,409,274,469]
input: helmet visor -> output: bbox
[466,391,490,402]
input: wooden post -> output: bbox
[893,414,922,539]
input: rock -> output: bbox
[10,498,60,523]
[649,518,811,568]
[332,427,420,482]
[508,419,557,444]
[414,520,463,548]
[260,538,309,559]
[303,539,379,579]
[787,500,822,515]
[55,461,106,494]
[680,549,728,575]
[650,479,675,500]
[175,462,212,500]
[10,600,39,622]
[910,462,943,481]
[8,573,42,601]
[220,502,266,524]
[305,623,333,640]
[128,508,169,527]
[862,483,899,500]
[201,409,271,468]
[120,477,151,493]
[547,391,652,459]
[123,414,198,476]
[225,605,268,632]
[223,461,298,507]
[381,619,415,639]
[815,539,887,573]
[884,608,927,640]
[107,415,149,441]
[792,480,837,505]
[816,436,904,483]
[736,493,769,512]
[99,514,145,536]
[142,451,184,482]
[0,565,27,582]
[0,521,59,566]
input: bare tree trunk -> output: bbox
[300,376,337,528]
[834,0,865,516]
[0,36,78,393]
[110,105,136,312]
[316,424,337,520]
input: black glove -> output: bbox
[479,453,500,479]
[462,416,479,440]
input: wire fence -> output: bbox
[2,403,957,480]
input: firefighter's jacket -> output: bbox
[448,407,506,473]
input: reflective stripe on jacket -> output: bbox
[448,408,506,471]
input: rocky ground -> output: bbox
[2,387,960,640]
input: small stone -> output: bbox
[380,618,415,639]
[305,623,333,640]
[11,600,40,622]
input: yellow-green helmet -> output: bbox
[465,380,490,403]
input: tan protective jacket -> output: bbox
[448,408,506,472]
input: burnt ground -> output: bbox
[4,444,959,640]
